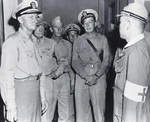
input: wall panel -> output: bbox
[39,0,104,27]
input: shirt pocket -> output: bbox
[41,48,52,56]
[78,48,91,62]
[24,50,33,57]
[20,50,34,60]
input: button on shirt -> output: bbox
[0,28,43,109]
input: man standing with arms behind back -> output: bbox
[0,0,47,122]
[114,3,150,122]
[72,9,110,122]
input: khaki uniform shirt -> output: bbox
[0,28,44,109]
[36,36,57,75]
[72,32,110,80]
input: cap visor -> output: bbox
[37,21,47,26]
[22,9,42,15]
[116,14,122,17]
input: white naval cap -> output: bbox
[65,23,81,35]
[12,0,41,19]
[78,9,98,24]
[116,3,148,24]
[51,16,63,27]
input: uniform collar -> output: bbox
[51,35,63,43]
[18,27,36,42]
[124,34,144,48]
[84,32,97,38]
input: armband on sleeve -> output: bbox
[124,80,148,102]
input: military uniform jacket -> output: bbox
[114,35,150,122]
[72,32,110,80]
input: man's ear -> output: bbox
[17,16,23,24]
[126,19,131,30]
[66,35,69,40]
[50,27,53,32]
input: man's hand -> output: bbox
[41,100,48,116]
[7,107,18,122]
[85,75,98,86]
[49,71,57,79]
[50,69,63,79]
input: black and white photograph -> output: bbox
[0,0,150,122]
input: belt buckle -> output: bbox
[90,64,94,68]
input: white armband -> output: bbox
[124,80,148,102]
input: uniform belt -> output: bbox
[15,75,41,81]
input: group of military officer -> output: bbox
[1,0,150,122]
[0,0,110,122]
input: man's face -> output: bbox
[68,31,78,43]
[21,13,38,31]
[52,26,63,37]
[119,16,128,39]
[34,24,44,38]
[83,17,95,33]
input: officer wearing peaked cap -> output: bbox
[78,9,98,24]
[113,3,150,122]
[65,23,81,43]
[65,23,81,122]
[0,0,48,122]
[12,0,41,19]
[49,16,75,122]
[72,9,110,122]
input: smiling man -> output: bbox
[72,9,110,122]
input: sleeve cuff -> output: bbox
[6,99,16,109]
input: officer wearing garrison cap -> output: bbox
[114,3,150,122]
[72,9,110,122]
[0,0,48,122]
[49,16,74,122]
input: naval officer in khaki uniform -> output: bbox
[65,23,81,44]
[72,9,110,122]
[0,1,47,122]
[65,23,81,122]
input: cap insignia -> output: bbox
[30,2,37,9]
